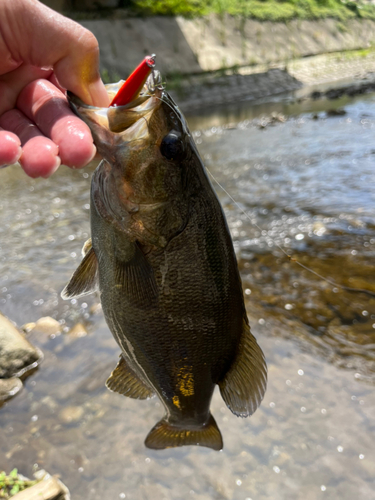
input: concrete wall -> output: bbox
[80,17,201,77]
[79,15,375,78]
[39,4,375,77]
[177,16,375,71]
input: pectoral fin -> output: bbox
[106,355,154,400]
[61,242,98,299]
[219,319,267,417]
[115,243,158,308]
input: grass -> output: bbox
[0,469,38,499]
[128,0,375,22]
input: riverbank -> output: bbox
[78,16,375,78]
[153,48,375,114]
[71,14,375,111]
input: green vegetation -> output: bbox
[0,469,38,499]
[129,0,375,22]
[101,68,122,84]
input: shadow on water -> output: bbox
[0,91,375,499]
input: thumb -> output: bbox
[3,0,109,107]
[53,32,110,107]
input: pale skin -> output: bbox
[0,0,110,178]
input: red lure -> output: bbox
[110,54,156,107]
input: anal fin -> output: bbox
[61,240,98,299]
[145,414,223,451]
[219,319,267,417]
[106,355,154,400]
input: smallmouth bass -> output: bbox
[62,67,267,451]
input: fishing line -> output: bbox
[206,168,375,298]
[140,85,374,297]
[142,91,188,133]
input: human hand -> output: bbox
[0,0,109,178]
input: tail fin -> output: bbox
[145,414,223,451]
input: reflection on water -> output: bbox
[0,94,375,499]
[184,84,353,131]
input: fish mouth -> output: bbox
[67,71,163,143]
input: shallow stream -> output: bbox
[0,92,374,499]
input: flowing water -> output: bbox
[0,92,374,499]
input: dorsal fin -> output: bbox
[219,319,267,417]
[61,241,98,299]
[106,355,154,400]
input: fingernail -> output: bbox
[88,80,110,107]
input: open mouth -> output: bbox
[67,55,163,142]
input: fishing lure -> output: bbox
[110,54,156,107]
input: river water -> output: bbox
[0,92,374,499]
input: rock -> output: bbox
[311,91,322,100]
[270,111,286,123]
[22,322,37,333]
[326,88,346,100]
[89,303,102,315]
[12,471,70,500]
[0,313,42,378]
[24,317,62,336]
[68,323,88,338]
[313,222,327,236]
[59,406,84,424]
[0,377,23,401]
[326,108,346,117]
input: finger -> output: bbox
[0,128,21,167]
[17,79,96,168]
[0,109,60,178]
[53,34,109,108]
[2,1,109,107]
[21,137,61,178]
[0,64,52,116]
[48,72,67,95]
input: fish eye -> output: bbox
[160,132,185,162]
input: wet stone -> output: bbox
[326,108,347,117]
[89,303,102,315]
[25,316,62,336]
[11,472,70,500]
[22,322,37,333]
[68,323,88,338]
[59,406,84,424]
[0,312,41,378]
[0,377,23,401]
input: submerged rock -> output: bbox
[68,322,88,338]
[326,108,346,117]
[0,377,23,401]
[0,313,42,378]
[23,317,62,336]
[59,406,84,424]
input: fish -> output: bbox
[62,66,267,451]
